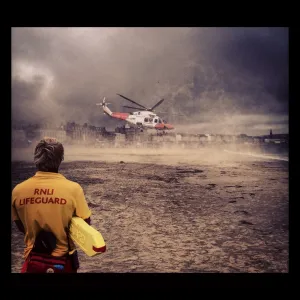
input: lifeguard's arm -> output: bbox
[12,191,25,234]
[75,185,92,223]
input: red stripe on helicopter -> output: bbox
[111,113,129,120]
[155,123,174,130]
[155,124,165,129]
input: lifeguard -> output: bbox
[11,137,93,273]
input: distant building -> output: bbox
[199,134,208,143]
[35,129,67,143]
[263,130,288,144]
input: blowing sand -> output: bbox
[11,146,289,273]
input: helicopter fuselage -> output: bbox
[125,111,173,130]
[98,96,174,131]
[109,110,173,130]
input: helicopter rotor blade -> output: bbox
[117,94,148,110]
[156,111,184,116]
[123,105,142,110]
[150,99,164,111]
[156,111,185,116]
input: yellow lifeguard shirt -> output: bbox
[11,171,92,260]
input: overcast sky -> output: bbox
[11,27,288,135]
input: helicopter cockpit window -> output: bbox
[144,118,149,122]
[154,119,158,123]
[158,119,162,123]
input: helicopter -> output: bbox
[96,94,174,131]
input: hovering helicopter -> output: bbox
[96,94,174,131]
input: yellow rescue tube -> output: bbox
[69,217,106,257]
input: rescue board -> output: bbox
[69,217,106,257]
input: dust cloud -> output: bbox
[12,143,288,167]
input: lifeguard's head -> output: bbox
[34,137,64,172]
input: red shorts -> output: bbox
[21,253,77,273]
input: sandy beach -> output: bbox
[11,146,289,273]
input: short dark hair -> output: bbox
[34,137,64,171]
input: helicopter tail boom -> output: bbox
[97,97,129,121]
[96,97,113,116]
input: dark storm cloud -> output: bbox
[216,27,288,106]
[11,27,288,135]
[185,27,288,116]
[12,74,50,122]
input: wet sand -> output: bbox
[11,146,289,273]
